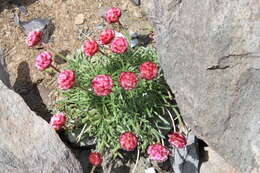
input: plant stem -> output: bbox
[131,149,140,173]
[50,64,61,73]
[75,83,88,92]
[90,166,96,173]
[98,49,109,58]
[167,109,176,132]
[118,20,125,30]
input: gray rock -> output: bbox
[171,134,199,173]
[130,0,141,6]
[130,38,139,48]
[0,80,82,173]
[129,30,139,39]
[66,129,96,147]
[143,0,260,172]
[14,16,53,43]
[200,147,238,173]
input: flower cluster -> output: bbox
[49,112,66,130]
[58,70,75,90]
[119,132,138,151]
[35,51,52,71]
[139,61,158,80]
[105,7,121,23]
[88,152,103,166]
[168,132,187,148]
[32,6,186,166]
[91,74,113,96]
[83,40,99,56]
[99,29,115,45]
[147,143,169,162]
[26,30,42,47]
[119,72,138,90]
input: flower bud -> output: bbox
[119,132,138,151]
[105,7,121,23]
[91,74,113,96]
[83,40,99,57]
[139,61,158,80]
[119,72,138,90]
[110,37,128,54]
[26,30,42,47]
[88,152,103,166]
[147,143,169,162]
[57,70,75,90]
[35,51,52,71]
[49,112,66,130]
[99,29,115,45]
[168,132,187,148]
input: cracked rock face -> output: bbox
[143,0,260,172]
[0,80,82,173]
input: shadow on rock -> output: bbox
[0,0,38,13]
[13,61,51,121]
[0,49,11,88]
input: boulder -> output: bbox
[143,0,260,172]
[200,147,238,173]
[0,80,82,173]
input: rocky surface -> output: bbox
[0,80,82,173]
[171,134,199,173]
[143,0,260,172]
[200,147,238,173]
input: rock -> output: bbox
[0,80,83,173]
[96,23,105,30]
[129,30,139,39]
[145,167,156,173]
[130,38,139,48]
[66,129,96,147]
[143,0,260,172]
[18,6,28,16]
[131,0,141,6]
[14,16,54,43]
[171,134,199,173]
[74,14,85,25]
[200,147,238,173]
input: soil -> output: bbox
[0,0,172,173]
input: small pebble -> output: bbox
[130,38,139,48]
[18,6,28,16]
[96,23,105,30]
[129,30,138,39]
[145,167,156,173]
[131,0,141,6]
[74,14,85,25]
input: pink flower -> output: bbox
[118,72,138,90]
[105,7,121,23]
[57,70,75,90]
[168,132,187,148]
[147,143,169,162]
[119,132,138,151]
[99,29,115,45]
[26,30,42,47]
[139,62,158,80]
[49,112,66,130]
[91,74,113,96]
[88,152,103,166]
[83,40,99,56]
[35,51,52,71]
[110,37,128,54]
